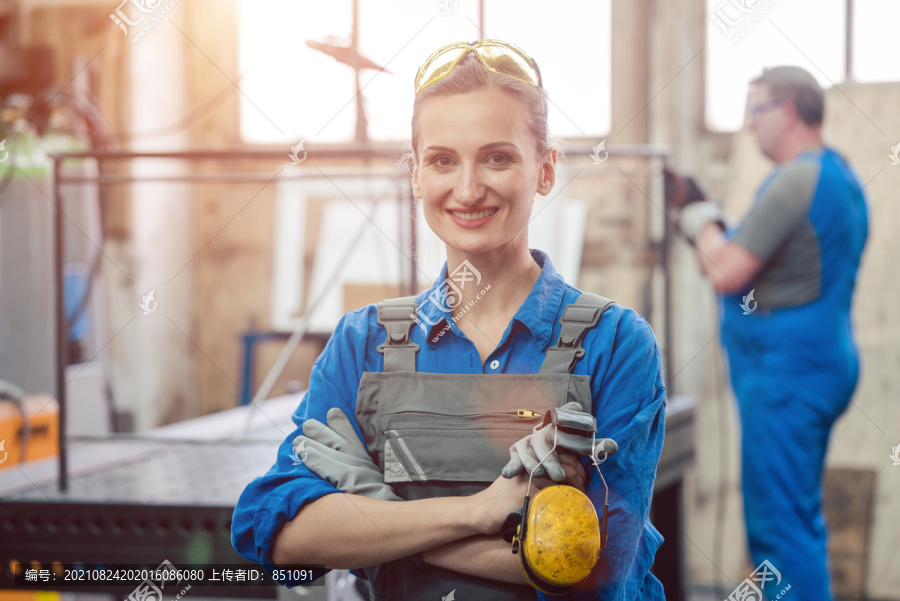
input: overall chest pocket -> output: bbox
[355,372,592,484]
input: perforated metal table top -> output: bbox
[0,439,278,505]
[0,394,301,504]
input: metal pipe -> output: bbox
[845,0,854,82]
[52,155,68,491]
[56,165,666,186]
[56,171,403,185]
[48,146,412,162]
[478,0,484,39]
[408,182,418,294]
[48,144,669,163]
[661,159,674,385]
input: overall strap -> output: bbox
[539,292,615,374]
[376,295,420,372]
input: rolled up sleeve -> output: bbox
[231,309,371,587]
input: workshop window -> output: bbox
[705,0,900,131]
[237,0,611,144]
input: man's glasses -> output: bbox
[414,39,543,96]
[748,98,785,119]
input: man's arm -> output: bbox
[681,162,818,294]
[693,222,762,294]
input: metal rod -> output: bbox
[352,0,366,143]
[478,0,484,39]
[52,156,68,491]
[658,156,674,385]
[53,156,671,186]
[845,0,854,82]
[48,144,669,163]
[408,182,417,294]
[56,171,402,185]
[48,146,412,162]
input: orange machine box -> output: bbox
[0,395,59,470]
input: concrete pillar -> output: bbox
[611,0,651,144]
[108,4,196,431]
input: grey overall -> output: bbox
[353,292,615,601]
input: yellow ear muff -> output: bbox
[515,485,600,595]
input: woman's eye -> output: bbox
[431,156,453,167]
[488,153,510,164]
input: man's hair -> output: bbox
[751,66,824,126]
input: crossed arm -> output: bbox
[271,451,587,585]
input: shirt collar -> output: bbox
[417,249,566,350]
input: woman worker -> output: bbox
[232,39,667,600]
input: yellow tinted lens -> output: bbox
[477,42,540,87]
[414,43,468,93]
[414,40,541,95]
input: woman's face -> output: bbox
[411,87,556,256]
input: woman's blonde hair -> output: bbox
[401,50,564,177]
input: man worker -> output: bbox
[673,65,869,600]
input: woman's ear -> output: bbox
[537,148,557,196]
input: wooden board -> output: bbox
[823,467,876,599]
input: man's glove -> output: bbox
[677,201,728,243]
[664,169,707,208]
[292,407,402,502]
[501,402,616,482]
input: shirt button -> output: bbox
[392,464,403,473]
[489,360,500,370]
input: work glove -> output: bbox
[664,168,707,208]
[500,402,618,482]
[292,407,402,502]
[676,200,728,243]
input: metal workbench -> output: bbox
[0,395,304,598]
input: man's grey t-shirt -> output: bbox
[732,160,822,308]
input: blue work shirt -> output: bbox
[231,249,667,600]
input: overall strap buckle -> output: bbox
[539,292,615,374]
[376,296,420,372]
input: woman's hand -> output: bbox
[556,450,589,492]
[468,450,588,535]
[295,407,402,501]
[500,402,598,481]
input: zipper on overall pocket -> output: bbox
[394,408,542,418]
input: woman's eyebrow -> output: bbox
[478,141,518,150]
[424,141,518,152]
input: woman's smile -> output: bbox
[448,207,499,227]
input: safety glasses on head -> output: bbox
[414,39,543,96]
